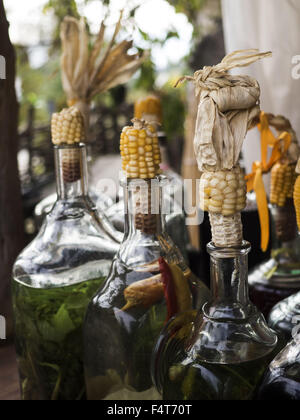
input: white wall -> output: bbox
[222,0,300,174]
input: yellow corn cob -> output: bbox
[134,95,163,126]
[120,118,162,179]
[270,162,297,207]
[51,107,85,183]
[51,106,85,145]
[294,175,300,231]
[199,166,246,216]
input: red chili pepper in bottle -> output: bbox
[159,257,178,322]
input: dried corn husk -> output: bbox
[176,49,272,173]
[60,12,145,135]
[177,49,272,247]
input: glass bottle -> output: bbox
[269,291,300,343]
[257,338,300,400]
[13,143,120,400]
[83,177,210,400]
[152,241,280,401]
[249,201,300,318]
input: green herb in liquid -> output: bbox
[13,277,104,401]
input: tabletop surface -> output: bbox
[0,343,20,400]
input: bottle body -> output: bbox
[13,275,104,400]
[84,178,210,400]
[249,203,300,317]
[257,338,300,400]
[13,144,119,400]
[269,291,300,342]
[152,242,279,400]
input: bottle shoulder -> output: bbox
[13,200,119,288]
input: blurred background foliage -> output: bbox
[15,0,215,140]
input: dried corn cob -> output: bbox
[134,95,163,129]
[51,106,85,146]
[51,107,85,183]
[199,166,246,217]
[270,162,297,207]
[294,174,300,231]
[120,118,161,179]
[200,166,246,247]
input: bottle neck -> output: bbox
[204,241,252,320]
[54,144,88,200]
[123,177,167,240]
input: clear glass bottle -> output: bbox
[257,338,300,400]
[83,177,210,400]
[13,143,120,400]
[269,291,300,343]
[249,202,300,317]
[152,241,280,401]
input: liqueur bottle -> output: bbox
[153,242,279,401]
[249,202,300,318]
[12,107,119,400]
[106,95,189,258]
[83,119,210,400]
[257,338,300,400]
[248,114,300,317]
[152,49,280,401]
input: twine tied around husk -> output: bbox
[177,49,272,247]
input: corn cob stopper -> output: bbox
[51,106,85,146]
[51,107,85,183]
[182,50,272,248]
[200,166,246,216]
[270,162,297,207]
[199,166,246,247]
[271,161,298,242]
[120,119,162,235]
[134,95,163,129]
[120,118,162,179]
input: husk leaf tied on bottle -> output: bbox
[177,49,272,247]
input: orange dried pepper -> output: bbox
[121,274,164,312]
